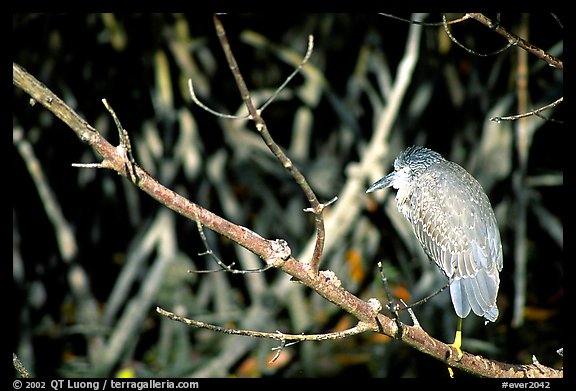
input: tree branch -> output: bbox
[490,97,563,123]
[212,14,328,273]
[156,306,373,341]
[14,62,291,269]
[466,13,563,70]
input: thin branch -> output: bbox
[378,262,425,328]
[399,299,421,328]
[187,35,314,120]
[403,283,449,310]
[101,98,139,183]
[379,12,471,26]
[269,338,300,364]
[259,34,314,113]
[156,306,373,341]
[490,97,563,123]
[550,13,563,29]
[212,14,328,273]
[72,99,140,183]
[188,80,247,119]
[442,14,515,57]
[466,13,563,70]
[302,196,338,213]
[190,219,273,274]
[377,261,400,319]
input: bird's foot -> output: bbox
[447,323,463,378]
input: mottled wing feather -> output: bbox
[406,161,502,321]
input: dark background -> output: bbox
[13,13,563,378]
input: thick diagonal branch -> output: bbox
[13,62,287,267]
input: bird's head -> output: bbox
[367,146,445,193]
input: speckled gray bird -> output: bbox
[367,146,503,324]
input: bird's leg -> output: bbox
[447,317,464,378]
[450,316,464,358]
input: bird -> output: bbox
[366,145,503,369]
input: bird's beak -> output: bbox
[366,171,395,193]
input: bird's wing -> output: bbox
[408,162,502,321]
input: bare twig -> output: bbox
[442,14,516,57]
[550,13,563,29]
[187,35,313,119]
[211,14,328,273]
[466,13,563,70]
[377,261,447,320]
[490,97,563,122]
[101,98,139,183]
[399,299,421,328]
[402,283,449,310]
[188,80,246,119]
[190,219,273,274]
[377,261,399,318]
[72,99,139,183]
[269,338,300,364]
[156,306,373,341]
[258,34,314,113]
[379,13,470,26]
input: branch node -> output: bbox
[367,298,383,314]
[400,299,421,328]
[303,196,338,213]
[319,269,342,288]
[102,98,140,184]
[268,239,292,267]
